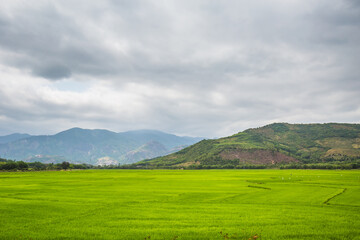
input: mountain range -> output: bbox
[0,128,202,165]
[133,123,360,168]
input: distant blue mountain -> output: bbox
[0,128,203,165]
[0,133,31,144]
[120,129,203,149]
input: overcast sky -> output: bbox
[0,0,359,137]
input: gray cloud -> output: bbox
[33,64,71,79]
[0,0,359,137]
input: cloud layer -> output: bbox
[0,0,359,137]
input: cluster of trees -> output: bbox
[0,159,29,171]
[0,158,93,171]
[181,164,267,169]
[279,162,360,170]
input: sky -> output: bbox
[0,0,359,138]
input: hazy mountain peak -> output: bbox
[0,133,31,144]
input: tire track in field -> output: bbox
[323,188,347,205]
[247,185,271,190]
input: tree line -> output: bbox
[1,157,359,171]
[0,158,93,171]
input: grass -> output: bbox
[0,169,359,239]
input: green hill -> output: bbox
[133,123,360,169]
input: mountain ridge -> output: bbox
[0,128,202,165]
[0,133,32,144]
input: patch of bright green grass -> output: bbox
[0,170,359,239]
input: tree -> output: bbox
[29,161,46,170]
[61,161,70,170]
[17,161,28,170]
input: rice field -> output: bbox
[0,169,359,239]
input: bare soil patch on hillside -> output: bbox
[219,149,297,165]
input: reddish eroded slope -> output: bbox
[219,149,298,165]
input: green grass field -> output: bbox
[0,170,359,239]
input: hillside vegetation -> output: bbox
[133,123,360,169]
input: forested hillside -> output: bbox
[133,123,360,169]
